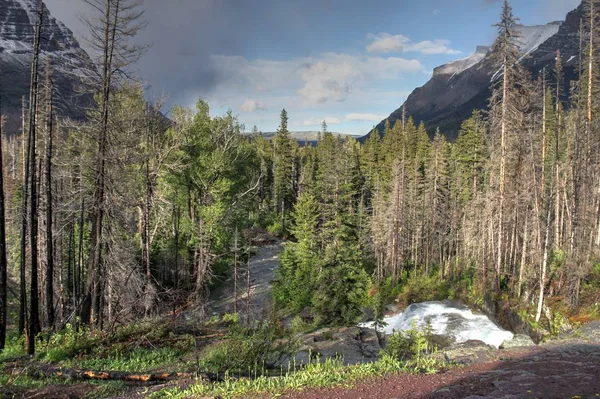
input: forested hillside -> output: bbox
[0,0,600,398]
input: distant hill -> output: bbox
[252,131,359,145]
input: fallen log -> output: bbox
[0,355,32,365]
[26,365,224,383]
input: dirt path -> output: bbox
[210,241,283,322]
[283,338,600,399]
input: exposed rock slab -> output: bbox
[290,327,382,367]
[437,340,498,365]
[500,334,536,349]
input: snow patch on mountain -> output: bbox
[434,46,490,77]
[0,0,94,132]
[516,22,562,57]
[434,22,561,82]
[0,0,91,75]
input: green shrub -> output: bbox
[382,322,436,361]
[266,215,289,237]
[290,316,310,334]
[222,312,240,326]
[199,323,298,374]
[0,334,26,362]
[549,311,570,335]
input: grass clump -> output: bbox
[25,320,197,373]
[0,334,26,362]
[62,345,193,373]
[150,353,444,399]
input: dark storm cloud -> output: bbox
[137,1,261,106]
[45,0,275,110]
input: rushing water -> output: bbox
[360,301,514,348]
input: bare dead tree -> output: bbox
[26,4,44,355]
[44,67,55,329]
[79,0,146,327]
[0,82,9,351]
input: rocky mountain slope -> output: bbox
[0,0,92,133]
[365,2,583,141]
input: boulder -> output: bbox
[439,340,497,365]
[429,333,456,350]
[500,334,536,349]
[384,303,402,315]
[577,320,600,343]
[359,328,381,359]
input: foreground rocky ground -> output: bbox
[283,321,600,399]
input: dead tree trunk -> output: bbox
[0,83,9,350]
[45,75,55,329]
[27,5,43,355]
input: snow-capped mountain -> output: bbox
[364,4,582,141]
[516,22,562,55]
[434,46,490,78]
[0,0,92,133]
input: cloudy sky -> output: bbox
[44,0,580,134]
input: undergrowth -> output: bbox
[197,319,299,374]
[150,354,444,399]
[382,322,438,360]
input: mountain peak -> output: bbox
[434,46,490,78]
[0,0,92,132]
[363,4,579,141]
[0,0,84,56]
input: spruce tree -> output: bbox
[273,109,295,233]
[273,192,320,311]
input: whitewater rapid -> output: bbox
[360,301,514,348]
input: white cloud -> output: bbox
[346,113,387,122]
[241,98,266,112]
[302,117,341,126]
[409,39,462,55]
[367,33,462,55]
[210,53,423,105]
[367,34,411,53]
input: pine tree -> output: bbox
[312,237,370,325]
[25,4,43,354]
[273,192,320,311]
[273,109,295,233]
[361,128,381,200]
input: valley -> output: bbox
[0,0,599,398]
